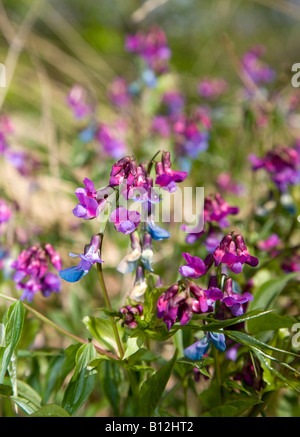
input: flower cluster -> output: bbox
[119,304,143,329]
[181,192,239,246]
[157,232,258,332]
[61,152,187,292]
[197,78,228,99]
[241,45,275,86]
[0,115,39,177]
[11,243,62,302]
[125,26,171,78]
[249,144,300,192]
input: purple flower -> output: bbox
[11,244,62,302]
[66,85,93,119]
[157,279,221,331]
[119,304,143,329]
[73,178,106,220]
[197,78,228,99]
[96,123,127,160]
[221,277,253,317]
[216,173,245,196]
[204,193,239,228]
[151,116,171,138]
[155,151,187,192]
[179,253,207,279]
[110,207,141,235]
[125,26,171,75]
[213,232,259,274]
[249,145,300,192]
[108,77,131,108]
[257,234,281,251]
[0,198,11,225]
[241,45,275,86]
[59,234,103,283]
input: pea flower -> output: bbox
[73,178,106,220]
[11,243,62,302]
[66,85,93,119]
[119,304,143,329]
[184,332,226,361]
[213,232,259,274]
[59,234,103,283]
[221,277,254,317]
[249,144,300,192]
[155,151,187,192]
[157,279,221,331]
[110,207,141,235]
[179,253,211,279]
[204,193,239,228]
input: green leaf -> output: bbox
[82,316,122,353]
[62,343,97,416]
[138,350,178,417]
[248,273,298,312]
[30,404,71,417]
[0,301,25,383]
[247,311,297,335]
[98,360,121,416]
[123,332,146,360]
[10,396,38,415]
[200,399,261,417]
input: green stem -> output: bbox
[96,262,124,359]
[213,345,223,404]
[0,293,118,360]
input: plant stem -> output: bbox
[0,293,118,360]
[213,345,223,404]
[96,262,124,359]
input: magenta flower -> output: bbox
[179,253,209,279]
[213,232,259,274]
[204,193,239,228]
[197,78,228,99]
[73,178,106,220]
[108,77,131,108]
[241,45,275,86]
[119,304,143,329]
[11,244,62,302]
[257,234,281,251]
[66,85,93,119]
[221,278,254,317]
[125,26,171,75]
[155,151,187,192]
[0,199,11,225]
[249,144,300,192]
[96,123,127,160]
[110,207,141,235]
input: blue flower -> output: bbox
[59,234,103,283]
[146,218,171,241]
[184,332,226,361]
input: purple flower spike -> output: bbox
[11,243,62,302]
[110,207,141,235]
[179,253,207,278]
[73,178,105,220]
